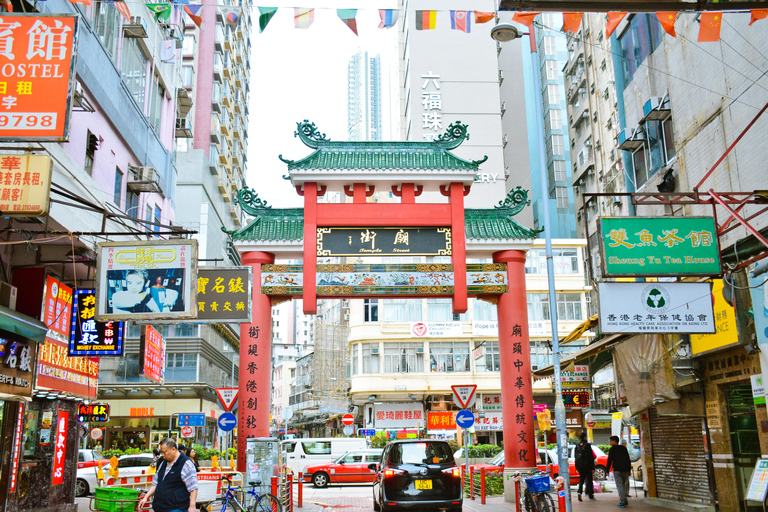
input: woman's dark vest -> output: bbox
[153,453,192,511]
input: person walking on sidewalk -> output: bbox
[138,438,198,512]
[575,431,596,501]
[606,436,631,508]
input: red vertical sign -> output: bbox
[9,403,24,492]
[43,275,72,342]
[140,326,165,384]
[52,410,68,485]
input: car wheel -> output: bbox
[75,478,89,497]
[312,472,329,488]
[373,496,380,512]
[594,466,607,481]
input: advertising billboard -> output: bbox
[95,240,197,321]
[42,275,72,343]
[140,325,165,384]
[0,154,52,215]
[69,289,124,356]
[195,267,252,323]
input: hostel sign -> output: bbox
[599,217,721,276]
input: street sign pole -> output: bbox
[464,428,469,488]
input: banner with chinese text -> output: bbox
[69,289,124,356]
[0,338,35,396]
[42,275,72,343]
[140,325,165,384]
[373,402,424,429]
[0,154,52,215]
[51,410,68,485]
[427,411,457,430]
[37,337,98,398]
[690,279,740,355]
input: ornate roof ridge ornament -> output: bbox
[295,119,331,148]
[495,186,531,217]
[435,121,470,150]
[236,188,271,216]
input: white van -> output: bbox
[281,438,367,475]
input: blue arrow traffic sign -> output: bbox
[456,409,474,429]
[218,412,237,432]
[178,413,206,427]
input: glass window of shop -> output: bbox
[165,352,198,382]
[429,342,470,372]
[383,342,424,373]
[362,343,380,374]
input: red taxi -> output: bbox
[303,449,383,487]
[77,449,108,470]
[470,446,608,484]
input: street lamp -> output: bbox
[492,19,572,512]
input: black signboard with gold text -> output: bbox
[196,267,252,323]
[317,227,452,257]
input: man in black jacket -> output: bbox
[575,431,596,501]
[138,438,198,512]
[606,436,632,508]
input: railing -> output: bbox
[461,466,505,505]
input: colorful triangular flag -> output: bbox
[337,9,358,35]
[605,12,627,38]
[146,3,172,22]
[219,6,241,28]
[112,1,131,22]
[698,11,722,42]
[474,11,495,24]
[378,9,398,28]
[562,13,583,33]
[70,0,93,5]
[512,12,539,28]
[657,12,677,37]
[184,4,203,28]
[258,7,277,33]
[450,10,471,33]
[171,0,188,5]
[415,10,436,30]
[749,9,768,25]
[294,8,314,29]
[0,0,12,11]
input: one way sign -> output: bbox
[215,388,239,412]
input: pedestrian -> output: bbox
[137,438,198,512]
[575,431,596,501]
[178,444,187,456]
[606,435,632,508]
[188,448,201,472]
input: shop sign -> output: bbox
[746,459,768,502]
[480,394,502,411]
[42,276,72,343]
[529,321,548,337]
[69,289,124,356]
[748,265,768,346]
[598,282,715,334]
[140,325,165,384]
[0,338,34,396]
[38,337,98,398]
[77,402,109,423]
[690,279,740,355]
[9,403,23,492]
[317,227,452,256]
[0,15,78,142]
[474,411,503,431]
[472,344,484,360]
[599,217,720,277]
[472,321,497,336]
[0,154,52,215]
[565,410,583,427]
[129,407,154,417]
[554,365,590,389]
[51,410,68,485]
[563,391,590,407]
[751,375,766,406]
[410,321,462,337]
[706,401,721,428]
[374,402,424,429]
[194,267,252,323]
[427,411,456,430]
[95,239,198,321]
[90,427,102,440]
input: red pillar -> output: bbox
[303,184,318,314]
[493,250,536,470]
[449,183,467,314]
[237,250,275,472]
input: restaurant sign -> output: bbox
[599,217,721,276]
[317,227,451,257]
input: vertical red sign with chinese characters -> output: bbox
[0,15,78,141]
[9,403,23,492]
[43,275,72,342]
[51,410,68,485]
[140,325,165,384]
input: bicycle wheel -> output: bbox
[535,492,556,512]
[250,493,282,512]
[522,489,536,512]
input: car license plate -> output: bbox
[415,479,432,490]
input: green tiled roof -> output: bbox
[464,209,539,240]
[229,208,304,242]
[278,120,487,172]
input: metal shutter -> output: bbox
[649,408,713,505]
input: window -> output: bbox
[303,442,331,455]
[181,66,194,88]
[553,160,566,181]
[182,34,196,54]
[552,134,564,156]
[173,324,198,337]
[145,205,153,233]
[427,298,452,321]
[113,167,123,206]
[662,117,676,161]
[543,36,557,55]
[619,14,664,84]
[351,344,359,375]
[545,60,558,80]
[127,191,139,216]
[382,299,422,322]
[541,12,558,27]
[93,2,120,58]
[429,342,470,372]
[527,293,550,321]
[383,342,424,373]
[154,205,162,233]
[473,298,498,321]
[555,187,568,208]
[526,249,545,274]
[476,341,500,372]
[121,38,147,107]
[546,84,560,105]
[149,76,164,131]
[553,248,579,274]
[84,131,98,175]
[364,299,378,322]
[362,343,379,373]
[548,109,562,130]
[557,293,583,320]
[632,146,649,188]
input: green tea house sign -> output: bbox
[599,217,721,277]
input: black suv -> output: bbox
[370,439,462,512]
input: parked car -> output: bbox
[76,453,156,498]
[471,448,585,485]
[281,437,367,475]
[372,440,462,511]
[303,449,383,487]
[77,449,108,470]
[568,444,609,480]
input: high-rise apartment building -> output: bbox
[348,51,383,141]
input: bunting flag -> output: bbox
[184,5,203,28]
[146,3,172,22]
[415,10,436,30]
[698,11,722,42]
[657,12,677,37]
[474,11,495,24]
[338,9,358,35]
[69,0,93,5]
[112,1,131,22]
[605,12,627,38]
[171,0,188,5]
[258,7,278,32]
[0,0,11,11]
[220,6,242,28]
[294,8,314,29]
[512,12,539,27]
[450,10,471,33]
[562,12,583,33]
[749,9,768,25]
[378,9,398,28]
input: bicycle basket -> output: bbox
[524,475,550,493]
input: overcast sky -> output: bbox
[247,3,398,208]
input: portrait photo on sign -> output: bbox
[105,268,185,314]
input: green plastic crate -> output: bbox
[94,487,138,512]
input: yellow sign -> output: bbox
[706,401,721,428]
[0,155,52,215]
[691,280,738,355]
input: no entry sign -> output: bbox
[342,413,354,426]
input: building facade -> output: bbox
[347,51,383,142]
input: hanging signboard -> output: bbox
[373,403,424,429]
[195,267,252,323]
[599,217,721,277]
[37,337,98,399]
[746,459,768,502]
[598,282,715,334]
[427,411,457,430]
[140,325,165,384]
[95,239,198,321]
[9,403,23,492]
[0,155,53,215]
[42,276,72,343]
[0,15,79,142]
[563,391,590,407]
[0,338,35,397]
[77,403,109,423]
[690,279,740,356]
[555,365,590,389]
[51,410,69,485]
[69,289,124,356]
[317,227,452,256]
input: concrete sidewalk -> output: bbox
[464,493,677,512]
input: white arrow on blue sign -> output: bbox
[178,413,206,427]
[456,409,474,429]
[218,412,237,432]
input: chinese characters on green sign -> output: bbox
[599,217,721,276]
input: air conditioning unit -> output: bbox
[127,166,162,194]
[123,16,148,38]
[371,348,379,355]
[416,347,424,354]
[0,281,17,310]
[642,95,671,121]
[617,127,646,151]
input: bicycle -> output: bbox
[206,474,283,512]
[513,469,556,512]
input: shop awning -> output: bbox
[561,315,598,344]
[0,305,48,344]
[533,333,627,379]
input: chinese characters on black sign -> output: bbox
[77,403,109,423]
[196,267,252,322]
[317,227,452,256]
[0,338,34,396]
[69,289,124,356]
